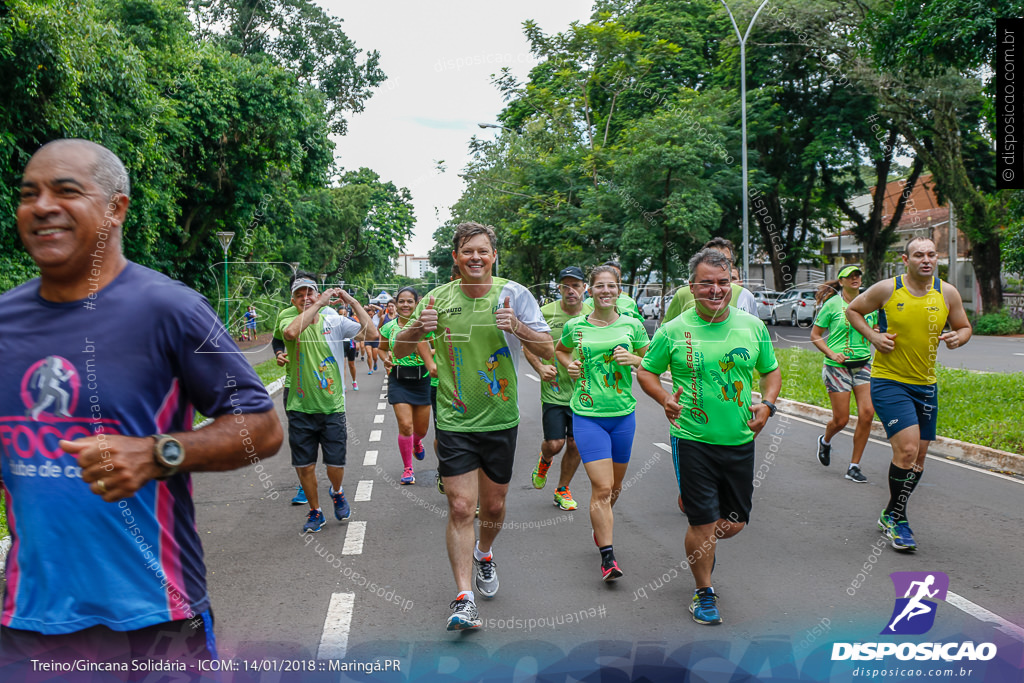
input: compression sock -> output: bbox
[886,463,921,523]
[398,435,413,469]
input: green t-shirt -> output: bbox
[380,319,426,367]
[409,278,550,432]
[538,299,593,405]
[276,306,361,414]
[663,283,746,323]
[616,294,644,321]
[560,314,650,418]
[813,295,877,367]
[641,308,779,445]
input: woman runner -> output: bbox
[810,265,877,482]
[556,265,649,581]
[379,287,436,484]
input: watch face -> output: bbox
[161,440,185,466]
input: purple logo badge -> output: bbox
[882,571,949,635]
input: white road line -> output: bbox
[377,402,387,410]
[946,591,1024,641]
[342,520,367,555]
[373,414,385,423]
[779,412,1023,485]
[354,480,373,502]
[317,592,355,659]
[1014,353,1024,357]
[526,373,540,382]
[369,430,381,442]
[379,393,387,400]
[654,442,671,453]
[363,450,378,467]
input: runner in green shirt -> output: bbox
[379,286,437,486]
[278,274,376,533]
[522,266,593,511]
[810,265,877,482]
[638,248,781,626]
[394,223,553,632]
[555,265,649,583]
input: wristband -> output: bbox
[760,399,777,418]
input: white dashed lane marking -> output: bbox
[363,450,378,467]
[342,520,367,555]
[377,402,387,410]
[526,373,540,382]
[354,480,373,502]
[654,443,671,453]
[374,414,385,423]
[318,592,355,659]
[369,430,381,442]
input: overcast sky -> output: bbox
[320,1,595,257]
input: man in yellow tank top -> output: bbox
[847,237,972,552]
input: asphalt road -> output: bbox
[642,319,1024,374]
[193,358,1024,682]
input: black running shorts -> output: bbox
[287,411,348,468]
[541,402,574,442]
[671,437,755,527]
[436,427,518,485]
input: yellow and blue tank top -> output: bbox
[873,275,949,385]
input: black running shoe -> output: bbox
[816,435,831,466]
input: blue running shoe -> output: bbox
[303,509,325,533]
[690,587,722,625]
[891,520,917,551]
[446,598,481,631]
[368,369,373,375]
[331,488,351,520]
[414,442,426,461]
[291,485,307,505]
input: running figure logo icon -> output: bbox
[882,571,949,635]
[22,356,80,421]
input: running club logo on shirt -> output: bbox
[478,347,512,400]
[882,571,949,635]
[23,356,80,420]
[709,348,750,408]
[2,355,119,476]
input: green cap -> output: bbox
[838,265,862,278]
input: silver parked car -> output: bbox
[752,290,781,323]
[772,288,818,327]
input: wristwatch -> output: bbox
[761,399,777,418]
[152,434,185,479]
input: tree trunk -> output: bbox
[970,232,1003,314]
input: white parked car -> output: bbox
[640,296,663,319]
[772,288,818,327]
[752,290,781,323]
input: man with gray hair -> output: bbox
[663,237,759,321]
[0,139,282,669]
[638,247,781,626]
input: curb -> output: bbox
[765,394,1024,476]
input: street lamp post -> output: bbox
[719,0,770,283]
[216,231,235,329]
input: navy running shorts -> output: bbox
[870,378,938,441]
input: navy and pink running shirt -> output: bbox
[0,262,273,634]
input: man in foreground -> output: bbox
[0,139,282,670]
